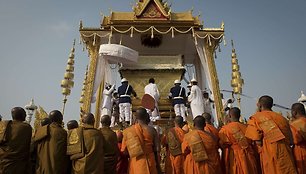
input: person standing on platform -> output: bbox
[118,78,137,126]
[110,92,120,127]
[100,115,119,174]
[219,107,259,174]
[188,78,204,118]
[290,103,306,174]
[101,83,116,116]
[0,107,32,174]
[35,110,69,174]
[203,91,213,116]
[144,78,160,122]
[186,83,192,117]
[121,107,160,174]
[245,95,296,174]
[182,116,222,174]
[163,116,186,174]
[169,80,187,121]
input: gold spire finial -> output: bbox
[79,20,83,30]
[230,40,244,119]
[61,39,76,116]
[221,21,225,30]
[79,65,89,104]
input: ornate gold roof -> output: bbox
[101,0,202,28]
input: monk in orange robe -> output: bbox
[182,116,222,174]
[163,116,186,174]
[245,95,296,174]
[290,103,306,174]
[203,113,219,140]
[69,113,104,174]
[121,108,160,174]
[35,110,69,174]
[219,107,259,174]
[116,131,128,174]
[100,115,119,174]
[0,107,32,174]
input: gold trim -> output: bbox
[204,40,223,125]
[94,82,103,128]
[81,43,99,114]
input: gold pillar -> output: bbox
[204,40,223,125]
[94,82,104,128]
[81,42,100,115]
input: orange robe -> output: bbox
[219,122,259,174]
[164,126,186,174]
[204,123,219,141]
[0,120,32,174]
[245,111,296,174]
[121,123,157,174]
[182,130,222,174]
[290,117,306,174]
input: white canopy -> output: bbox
[99,44,139,64]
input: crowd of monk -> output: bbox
[0,95,305,174]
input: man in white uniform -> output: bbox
[101,83,116,116]
[188,78,204,118]
[144,78,160,121]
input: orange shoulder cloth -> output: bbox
[185,130,208,162]
[255,112,285,143]
[123,124,145,158]
[167,128,182,156]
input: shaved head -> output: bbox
[49,110,63,124]
[202,113,212,124]
[229,107,241,121]
[258,95,273,109]
[136,107,148,122]
[174,116,184,128]
[41,117,51,126]
[193,116,206,130]
[82,113,95,125]
[291,103,306,117]
[67,120,79,130]
[101,115,111,127]
[11,107,26,121]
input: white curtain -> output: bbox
[194,37,219,126]
[91,56,113,103]
[91,44,139,112]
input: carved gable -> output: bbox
[135,0,169,20]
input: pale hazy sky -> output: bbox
[1,0,306,123]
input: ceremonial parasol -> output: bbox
[99,44,138,64]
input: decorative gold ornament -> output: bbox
[61,39,76,116]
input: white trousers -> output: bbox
[119,103,131,122]
[174,104,186,121]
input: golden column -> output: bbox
[230,40,244,119]
[80,35,100,118]
[61,40,76,116]
[204,39,224,125]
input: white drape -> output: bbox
[91,44,139,112]
[194,37,219,126]
[91,57,112,103]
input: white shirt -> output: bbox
[188,85,204,117]
[144,83,160,102]
[102,85,115,110]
